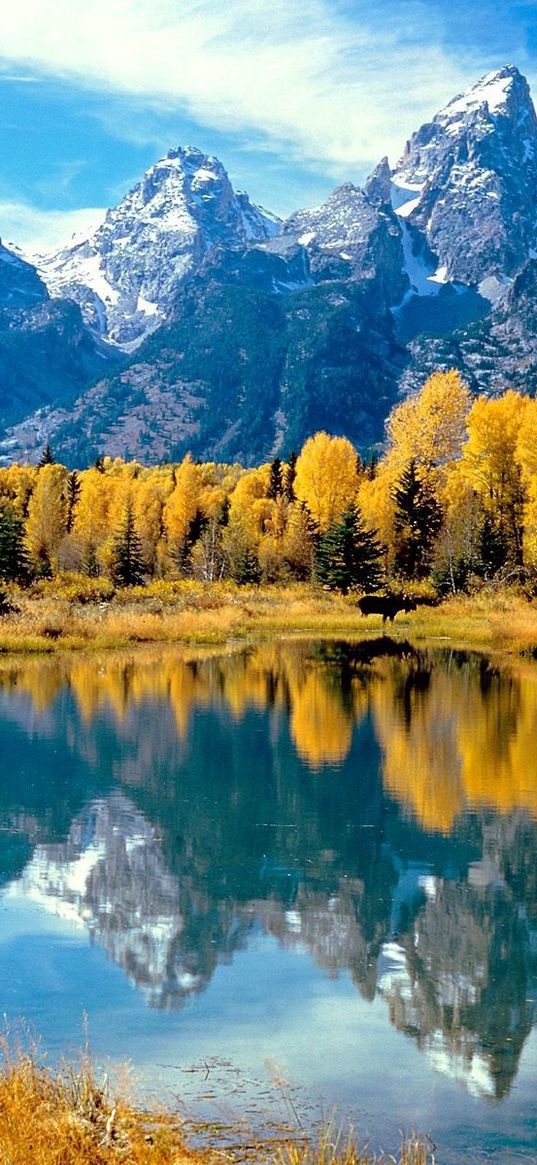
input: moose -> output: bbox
[357,593,417,623]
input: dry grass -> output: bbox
[404,587,537,654]
[0,1046,196,1165]
[2,576,537,656]
[0,1049,434,1165]
[279,1127,434,1165]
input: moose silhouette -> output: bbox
[357,594,417,623]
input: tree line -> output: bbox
[0,370,536,593]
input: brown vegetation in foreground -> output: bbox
[0,1050,433,1165]
[1,576,537,657]
[0,1049,192,1165]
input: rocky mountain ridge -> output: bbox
[3,64,537,465]
[32,146,281,350]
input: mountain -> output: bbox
[389,64,537,342]
[3,64,537,465]
[392,66,537,288]
[33,146,281,350]
[0,241,47,308]
[7,157,407,464]
[400,258,537,398]
[0,240,119,440]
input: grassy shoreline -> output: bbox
[0,578,536,657]
[0,1051,432,1165]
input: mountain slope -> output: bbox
[400,258,537,398]
[0,241,120,439]
[6,259,403,466]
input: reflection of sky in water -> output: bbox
[0,642,536,1164]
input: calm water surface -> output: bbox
[0,639,536,1163]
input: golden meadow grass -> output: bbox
[1,575,537,656]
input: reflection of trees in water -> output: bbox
[0,643,536,1095]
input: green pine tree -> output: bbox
[0,506,31,584]
[110,505,146,587]
[37,443,55,467]
[268,457,283,500]
[479,512,509,577]
[66,471,81,533]
[83,543,100,578]
[283,452,297,502]
[171,509,209,576]
[316,503,384,594]
[393,460,442,579]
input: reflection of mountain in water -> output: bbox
[378,856,535,1099]
[7,792,255,1009]
[0,643,536,1096]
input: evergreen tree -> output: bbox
[66,471,81,533]
[222,516,261,583]
[316,503,384,594]
[0,506,31,584]
[219,495,230,528]
[110,505,145,587]
[172,508,209,576]
[83,544,100,578]
[268,457,283,500]
[367,453,378,480]
[283,452,297,502]
[479,513,509,577]
[393,460,443,579]
[38,443,55,467]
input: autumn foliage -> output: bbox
[3,370,537,593]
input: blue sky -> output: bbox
[1,0,537,250]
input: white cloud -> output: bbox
[0,202,106,253]
[0,0,499,173]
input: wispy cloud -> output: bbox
[0,0,509,173]
[35,159,89,200]
[0,201,106,253]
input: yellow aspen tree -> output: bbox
[0,465,39,518]
[133,468,174,575]
[71,467,120,574]
[281,502,316,580]
[514,399,537,567]
[434,464,482,589]
[387,369,471,480]
[461,390,529,565]
[162,455,203,566]
[25,463,69,574]
[294,432,359,532]
[228,465,272,541]
[358,460,399,566]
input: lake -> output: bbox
[0,638,536,1163]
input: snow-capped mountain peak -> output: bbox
[438,64,524,121]
[391,64,537,286]
[35,145,281,349]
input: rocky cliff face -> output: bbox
[400,258,537,398]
